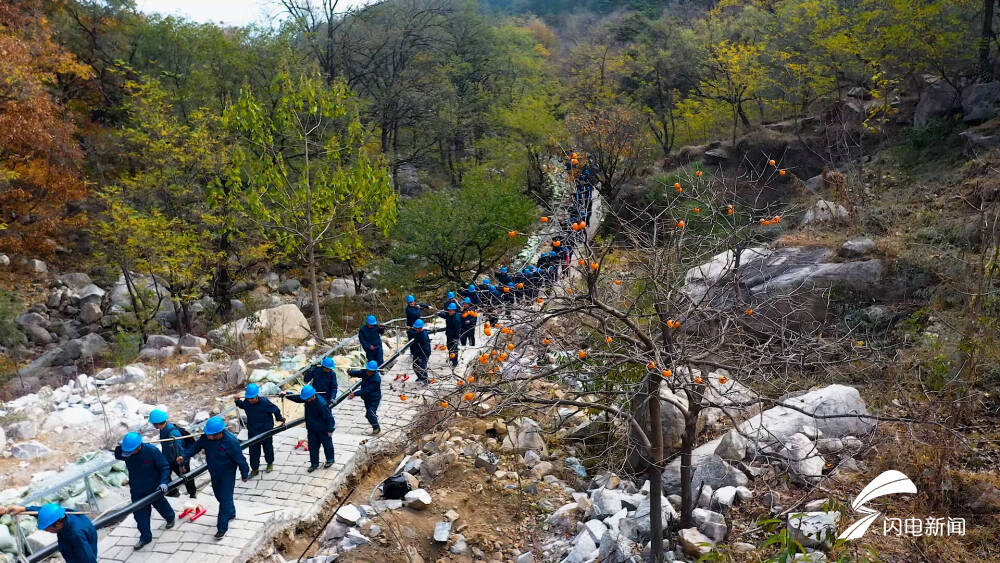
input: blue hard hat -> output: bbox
[507,282,514,287]
[300,385,316,400]
[148,409,168,425]
[37,503,66,530]
[500,267,508,273]
[245,383,260,399]
[483,278,490,284]
[448,302,458,310]
[322,357,335,369]
[463,297,471,304]
[366,315,377,325]
[204,416,226,435]
[414,319,425,329]
[366,360,378,371]
[121,432,142,453]
[447,291,455,299]
[406,294,415,303]
[468,284,475,291]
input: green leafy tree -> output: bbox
[388,168,535,287]
[225,72,397,340]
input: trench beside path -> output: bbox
[95,324,485,563]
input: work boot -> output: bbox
[265,463,274,473]
[166,489,180,498]
[371,427,381,435]
[323,460,334,469]
[134,539,150,551]
[248,469,259,479]
[307,465,318,473]
[214,529,227,539]
[189,492,197,499]
[164,519,175,530]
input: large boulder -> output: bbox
[502,417,547,454]
[66,333,109,361]
[145,334,178,349]
[56,272,92,289]
[79,302,103,324]
[662,454,748,495]
[839,237,875,258]
[914,78,961,127]
[208,304,312,343]
[43,406,97,431]
[740,384,873,454]
[963,82,1000,123]
[801,199,849,226]
[109,274,172,312]
[224,359,248,387]
[12,441,52,459]
[628,386,691,470]
[779,433,826,484]
[329,278,356,298]
[787,511,840,549]
[682,247,770,303]
[75,284,106,305]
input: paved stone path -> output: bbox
[94,321,487,563]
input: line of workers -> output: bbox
[7,155,598,562]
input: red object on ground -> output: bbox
[295,439,308,451]
[189,505,207,522]
[178,507,193,519]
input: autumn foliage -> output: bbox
[0,1,89,253]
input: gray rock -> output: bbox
[696,485,713,508]
[71,333,109,360]
[17,312,47,327]
[715,430,747,462]
[139,347,174,360]
[582,519,607,543]
[25,530,56,552]
[629,385,692,470]
[662,454,748,495]
[502,417,547,454]
[328,278,356,298]
[179,334,207,349]
[523,449,541,468]
[78,302,102,324]
[634,494,678,537]
[25,323,53,345]
[450,533,468,554]
[605,508,629,533]
[57,272,91,289]
[787,511,840,549]
[564,531,597,563]
[433,520,451,542]
[839,237,875,258]
[225,359,248,387]
[741,385,873,454]
[914,78,960,127]
[420,452,457,481]
[780,433,826,483]
[801,199,849,226]
[320,521,350,545]
[145,334,178,349]
[711,486,738,512]
[816,438,844,454]
[123,365,147,382]
[0,254,8,267]
[962,81,1000,123]
[590,487,624,518]
[564,456,588,477]
[531,461,554,479]
[335,504,362,525]
[280,279,301,294]
[12,441,51,459]
[842,435,864,452]
[75,284,105,305]
[516,552,535,563]
[549,503,581,531]
[22,259,47,274]
[693,508,727,542]
[735,486,752,502]
[403,488,432,510]
[678,527,714,557]
[339,528,369,551]
[6,420,38,441]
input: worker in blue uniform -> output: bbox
[442,290,459,310]
[303,356,338,404]
[459,283,481,306]
[114,432,175,550]
[176,417,250,539]
[148,409,197,498]
[283,385,335,472]
[407,319,432,384]
[497,266,512,286]
[235,383,286,476]
[460,297,478,346]
[348,360,382,434]
[1,503,97,562]
[358,315,385,366]
[437,302,462,369]
[404,294,431,327]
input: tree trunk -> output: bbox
[171,298,187,339]
[646,371,665,562]
[308,245,325,341]
[212,230,233,319]
[679,406,700,528]
[981,0,996,79]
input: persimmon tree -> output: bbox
[0,0,89,253]
[432,162,867,561]
[566,103,650,205]
[225,72,397,340]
